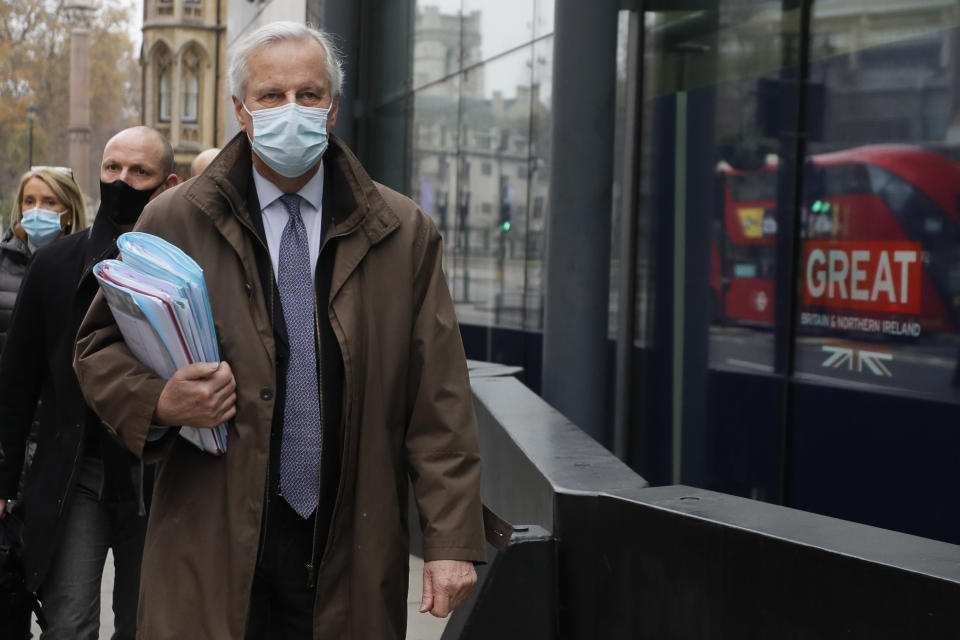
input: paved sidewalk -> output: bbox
[30,552,449,639]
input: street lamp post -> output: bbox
[458,189,471,302]
[27,105,38,169]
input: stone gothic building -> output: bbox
[141,0,227,177]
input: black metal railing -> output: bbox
[446,363,960,639]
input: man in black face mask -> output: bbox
[99,126,180,227]
[0,126,177,639]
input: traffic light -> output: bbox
[498,176,512,232]
[811,199,832,214]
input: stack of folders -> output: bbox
[93,232,227,455]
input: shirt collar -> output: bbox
[250,161,325,212]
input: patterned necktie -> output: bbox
[277,194,322,518]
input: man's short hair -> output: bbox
[228,22,343,101]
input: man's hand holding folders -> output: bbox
[154,361,238,429]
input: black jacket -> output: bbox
[0,228,38,500]
[0,228,32,353]
[0,212,148,592]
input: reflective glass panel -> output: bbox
[610,12,631,339]
[411,76,461,282]
[794,1,960,399]
[454,47,534,328]
[535,0,554,39]
[707,7,798,375]
[634,3,797,494]
[525,36,552,330]
[414,0,462,90]
[463,0,535,63]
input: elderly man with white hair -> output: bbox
[74,21,485,639]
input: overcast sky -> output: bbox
[123,1,550,96]
[128,0,143,53]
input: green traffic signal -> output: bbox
[500,221,512,232]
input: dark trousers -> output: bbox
[245,497,317,640]
[39,457,147,640]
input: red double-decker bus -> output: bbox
[713,145,960,334]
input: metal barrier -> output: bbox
[448,364,960,638]
[440,525,556,640]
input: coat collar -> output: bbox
[0,226,30,261]
[77,209,123,289]
[184,132,400,248]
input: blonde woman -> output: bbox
[0,167,86,352]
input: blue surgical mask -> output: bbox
[20,207,64,247]
[244,101,331,178]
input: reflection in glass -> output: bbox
[638,5,791,374]
[455,48,534,328]
[411,75,461,288]
[364,0,553,331]
[526,36,552,330]
[535,0,554,39]
[631,3,796,495]
[463,0,534,63]
[610,11,631,339]
[794,2,960,398]
[414,1,463,89]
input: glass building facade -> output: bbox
[356,1,555,373]
[342,0,960,545]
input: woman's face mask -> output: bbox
[20,207,66,247]
[19,176,70,247]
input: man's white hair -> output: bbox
[228,21,343,100]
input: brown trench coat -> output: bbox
[73,134,486,639]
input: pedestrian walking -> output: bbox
[75,22,485,639]
[0,165,87,639]
[0,126,178,640]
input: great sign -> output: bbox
[802,241,922,314]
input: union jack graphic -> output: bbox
[821,344,893,377]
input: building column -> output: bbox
[144,54,155,127]
[541,0,620,443]
[63,1,95,198]
[171,56,182,148]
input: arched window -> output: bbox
[181,50,201,123]
[183,0,203,19]
[157,49,172,122]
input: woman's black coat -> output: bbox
[0,213,147,592]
